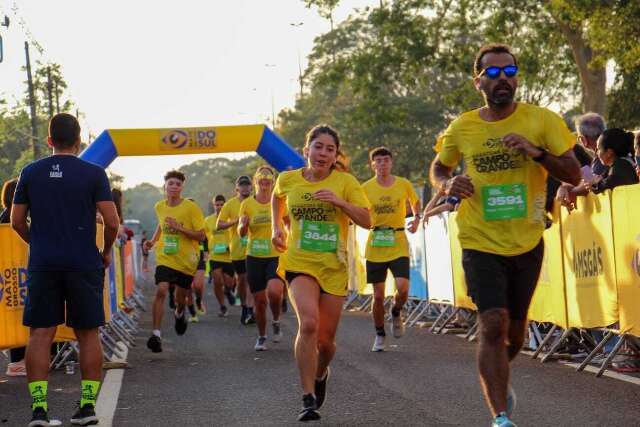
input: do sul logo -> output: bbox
[161,128,217,150]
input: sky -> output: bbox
[0,0,377,188]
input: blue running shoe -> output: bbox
[507,386,517,417]
[492,412,516,427]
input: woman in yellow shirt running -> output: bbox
[238,166,285,351]
[272,125,371,422]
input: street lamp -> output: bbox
[289,22,305,99]
[265,64,276,129]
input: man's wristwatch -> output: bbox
[532,148,548,163]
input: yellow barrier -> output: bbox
[611,185,640,337]
[0,224,118,349]
[527,204,568,328]
[448,213,477,310]
[561,192,618,329]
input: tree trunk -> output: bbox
[552,16,607,116]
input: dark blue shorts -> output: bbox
[23,270,105,329]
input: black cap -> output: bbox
[236,175,251,186]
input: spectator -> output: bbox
[634,131,640,177]
[422,187,460,224]
[140,230,150,272]
[1,178,27,377]
[11,113,120,425]
[591,128,639,193]
[555,113,608,211]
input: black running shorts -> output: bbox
[366,257,410,284]
[23,270,105,329]
[462,239,544,320]
[232,259,247,275]
[155,265,193,290]
[246,256,281,293]
[209,260,234,277]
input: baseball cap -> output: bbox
[236,175,252,186]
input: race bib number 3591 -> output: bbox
[481,183,527,221]
[299,221,338,252]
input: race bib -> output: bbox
[250,239,271,257]
[371,229,395,247]
[299,221,338,252]
[163,235,179,255]
[213,243,228,254]
[481,183,527,221]
[240,236,248,247]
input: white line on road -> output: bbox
[96,345,129,427]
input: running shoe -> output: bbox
[146,335,162,353]
[70,403,99,426]
[245,313,256,325]
[507,386,517,417]
[196,300,206,316]
[273,322,283,343]
[298,394,320,422]
[240,306,248,324]
[188,315,199,323]
[254,336,268,351]
[390,307,405,338]
[168,290,176,309]
[28,407,50,427]
[218,305,228,318]
[174,311,188,336]
[492,412,516,427]
[314,367,330,409]
[225,288,236,306]
[6,360,27,376]
[371,335,386,352]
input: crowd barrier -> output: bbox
[346,184,640,376]
[0,224,146,368]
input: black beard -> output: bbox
[487,85,514,106]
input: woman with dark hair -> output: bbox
[1,178,27,376]
[591,128,639,193]
[272,125,371,421]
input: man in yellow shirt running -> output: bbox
[430,44,580,427]
[362,147,421,352]
[216,175,255,324]
[144,171,206,353]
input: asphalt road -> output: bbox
[2,280,640,426]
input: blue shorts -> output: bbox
[23,270,105,329]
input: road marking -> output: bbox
[96,345,129,427]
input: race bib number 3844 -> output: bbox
[299,221,338,252]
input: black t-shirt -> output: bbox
[13,155,113,271]
[592,157,639,194]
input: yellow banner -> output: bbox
[611,185,640,337]
[114,245,124,309]
[561,192,618,328]
[528,204,568,327]
[448,213,477,310]
[110,124,265,156]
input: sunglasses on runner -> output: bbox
[479,65,518,79]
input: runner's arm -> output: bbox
[177,226,206,242]
[145,224,161,250]
[10,203,29,243]
[271,194,287,252]
[238,216,249,237]
[424,203,454,220]
[216,218,238,230]
[430,157,474,198]
[97,200,120,255]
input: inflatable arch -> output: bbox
[80,124,305,171]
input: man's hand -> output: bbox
[445,175,474,199]
[143,240,155,251]
[272,227,287,252]
[165,217,181,232]
[239,215,250,229]
[408,216,420,233]
[502,133,543,158]
[101,250,113,268]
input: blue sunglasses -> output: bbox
[479,65,518,79]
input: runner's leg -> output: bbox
[152,282,170,330]
[316,293,344,379]
[267,278,285,322]
[477,308,510,417]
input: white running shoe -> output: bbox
[371,335,386,352]
[390,308,405,338]
[272,322,283,343]
[254,336,268,351]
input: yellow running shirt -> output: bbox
[437,103,574,256]
[362,176,419,262]
[204,213,231,263]
[274,168,370,296]
[238,196,279,258]
[216,196,248,261]
[154,198,205,276]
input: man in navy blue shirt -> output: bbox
[11,113,120,427]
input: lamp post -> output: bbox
[289,22,304,99]
[265,63,276,129]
